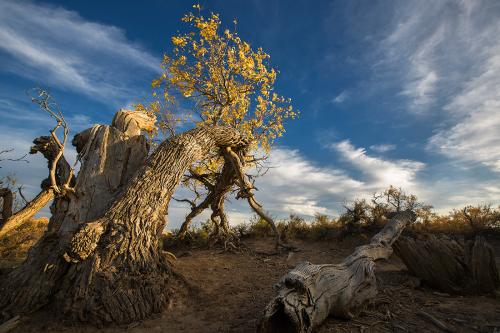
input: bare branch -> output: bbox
[27,88,75,196]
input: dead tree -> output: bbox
[0,107,250,324]
[0,136,73,238]
[259,211,416,333]
[393,234,500,294]
[0,89,75,237]
[0,149,28,225]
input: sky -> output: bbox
[0,0,499,229]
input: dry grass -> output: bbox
[0,217,48,270]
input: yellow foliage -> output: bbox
[146,8,297,154]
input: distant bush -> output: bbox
[412,204,500,235]
[162,219,217,249]
[163,186,500,249]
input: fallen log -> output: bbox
[259,211,416,333]
[393,233,500,294]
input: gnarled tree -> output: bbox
[0,104,255,324]
[139,6,297,246]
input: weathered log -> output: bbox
[393,233,500,294]
[0,315,19,333]
[259,211,416,333]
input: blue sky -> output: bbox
[0,0,499,228]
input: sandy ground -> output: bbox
[4,235,500,333]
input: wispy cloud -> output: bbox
[369,143,396,153]
[379,0,500,172]
[428,52,500,172]
[0,1,160,104]
[332,90,348,104]
[332,140,425,191]
[216,144,425,220]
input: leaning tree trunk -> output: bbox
[0,109,247,325]
[393,233,500,294]
[259,211,416,333]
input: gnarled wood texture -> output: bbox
[0,188,13,223]
[393,234,500,294]
[0,110,154,322]
[177,162,236,239]
[259,211,416,333]
[0,107,248,325]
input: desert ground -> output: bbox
[2,224,499,333]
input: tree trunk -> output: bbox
[178,163,235,238]
[0,188,13,223]
[259,211,416,333]
[0,110,153,322]
[0,110,246,325]
[393,233,500,294]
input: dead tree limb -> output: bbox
[0,136,72,238]
[0,189,53,238]
[28,88,75,196]
[259,211,416,333]
[224,146,291,250]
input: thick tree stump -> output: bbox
[0,108,248,325]
[393,234,500,294]
[259,211,416,333]
[0,110,153,321]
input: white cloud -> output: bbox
[428,52,500,172]
[332,140,425,192]
[0,1,159,104]
[332,90,348,104]
[196,145,425,222]
[380,0,500,172]
[369,143,396,153]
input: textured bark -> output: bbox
[259,211,416,333]
[0,188,13,223]
[393,234,500,294]
[178,163,236,239]
[0,110,152,321]
[0,107,247,325]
